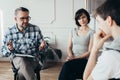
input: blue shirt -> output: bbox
[1,23,43,57]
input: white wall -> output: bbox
[0,0,95,61]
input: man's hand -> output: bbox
[39,41,46,50]
[7,41,13,51]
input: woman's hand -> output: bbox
[66,54,75,61]
[92,29,111,50]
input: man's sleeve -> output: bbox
[36,26,44,44]
[1,32,11,57]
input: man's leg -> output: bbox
[13,57,39,80]
[17,72,25,80]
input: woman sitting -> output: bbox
[58,8,94,80]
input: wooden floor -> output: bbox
[0,61,63,80]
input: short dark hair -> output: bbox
[95,0,120,26]
[15,7,29,16]
[75,8,90,26]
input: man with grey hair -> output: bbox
[1,7,45,80]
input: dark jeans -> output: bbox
[58,58,88,80]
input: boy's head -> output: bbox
[95,0,120,26]
[94,0,120,36]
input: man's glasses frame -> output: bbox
[18,16,31,21]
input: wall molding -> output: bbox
[72,0,86,19]
[0,0,56,24]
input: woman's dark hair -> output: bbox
[75,8,90,26]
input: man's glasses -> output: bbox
[19,16,31,21]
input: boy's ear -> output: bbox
[106,16,113,26]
